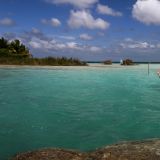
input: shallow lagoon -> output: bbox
[0,64,160,160]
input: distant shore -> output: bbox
[0,63,154,67]
[0,63,136,68]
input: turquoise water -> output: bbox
[0,64,160,159]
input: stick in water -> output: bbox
[157,70,160,78]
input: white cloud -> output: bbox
[42,18,61,27]
[66,42,81,50]
[55,43,66,50]
[29,40,42,49]
[50,18,61,26]
[29,38,57,50]
[124,38,133,42]
[120,39,155,49]
[28,36,103,53]
[45,0,98,8]
[132,0,160,25]
[97,4,122,16]
[2,29,105,55]
[58,36,75,40]
[28,36,97,53]
[29,38,56,50]
[31,28,43,35]
[80,33,93,40]
[89,46,102,52]
[68,10,110,30]
[0,17,15,26]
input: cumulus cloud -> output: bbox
[28,37,76,51]
[119,39,156,49]
[29,38,56,50]
[21,28,52,42]
[120,42,149,49]
[132,0,160,25]
[3,28,103,54]
[1,28,108,59]
[42,18,61,27]
[29,39,42,49]
[45,0,98,8]
[28,37,103,53]
[31,28,42,34]
[89,46,102,52]
[0,17,15,26]
[68,10,110,30]
[66,42,81,50]
[80,33,93,40]
[29,36,101,52]
[97,4,122,16]
[58,36,75,40]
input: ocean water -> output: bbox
[0,64,160,159]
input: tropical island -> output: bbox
[0,37,86,66]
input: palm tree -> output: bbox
[10,39,21,53]
[10,39,30,57]
[0,37,8,48]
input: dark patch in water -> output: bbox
[149,84,160,91]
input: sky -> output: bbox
[0,0,160,61]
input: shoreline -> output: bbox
[11,138,160,160]
[0,63,159,70]
[0,63,160,72]
[0,63,143,68]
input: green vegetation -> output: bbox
[121,59,134,65]
[0,37,86,66]
[103,60,112,65]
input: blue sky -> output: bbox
[0,0,160,61]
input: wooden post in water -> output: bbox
[148,62,150,75]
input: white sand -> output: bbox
[0,63,159,70]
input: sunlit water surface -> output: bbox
[0,64,160,159]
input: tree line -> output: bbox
[0,37,86,66]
